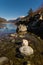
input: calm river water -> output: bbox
[0,23,17,36]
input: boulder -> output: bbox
[19,46,34,56]
[17,24,27,32]
[0,57,9,65]
[22,39,28,46]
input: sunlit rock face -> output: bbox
[39,15,43,20]
[22,39,28,46]
[19,46,34,56]
[0,57,9,65]
[17,24,27,32]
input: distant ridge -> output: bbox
[0,17,7,23]
[8,16,25,24]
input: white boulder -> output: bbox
[22,39,28,46]
[19,46,34,56]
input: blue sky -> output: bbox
[0,0,43,20]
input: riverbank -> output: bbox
[0,32,43,65]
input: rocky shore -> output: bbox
[0,32,43,65]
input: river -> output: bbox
[0,23,17,36]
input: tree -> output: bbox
[28,8,33,17]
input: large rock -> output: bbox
[0,57,9,65]
[17,24,27,32]
[19,46,34,56]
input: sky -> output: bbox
[0,0,43,20]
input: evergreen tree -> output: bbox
[28,8,33,17]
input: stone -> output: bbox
[0,57,10,65]
[39,15,43,20]
[19,35,25,38]
[18,24,27,32]
[11,39,15,43]
[10,60,13,65]
[10,33,17,37]
[22,39,28,46]
[19,46,34,56]
[27,61,31,65]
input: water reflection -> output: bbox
[0,23,17,35]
